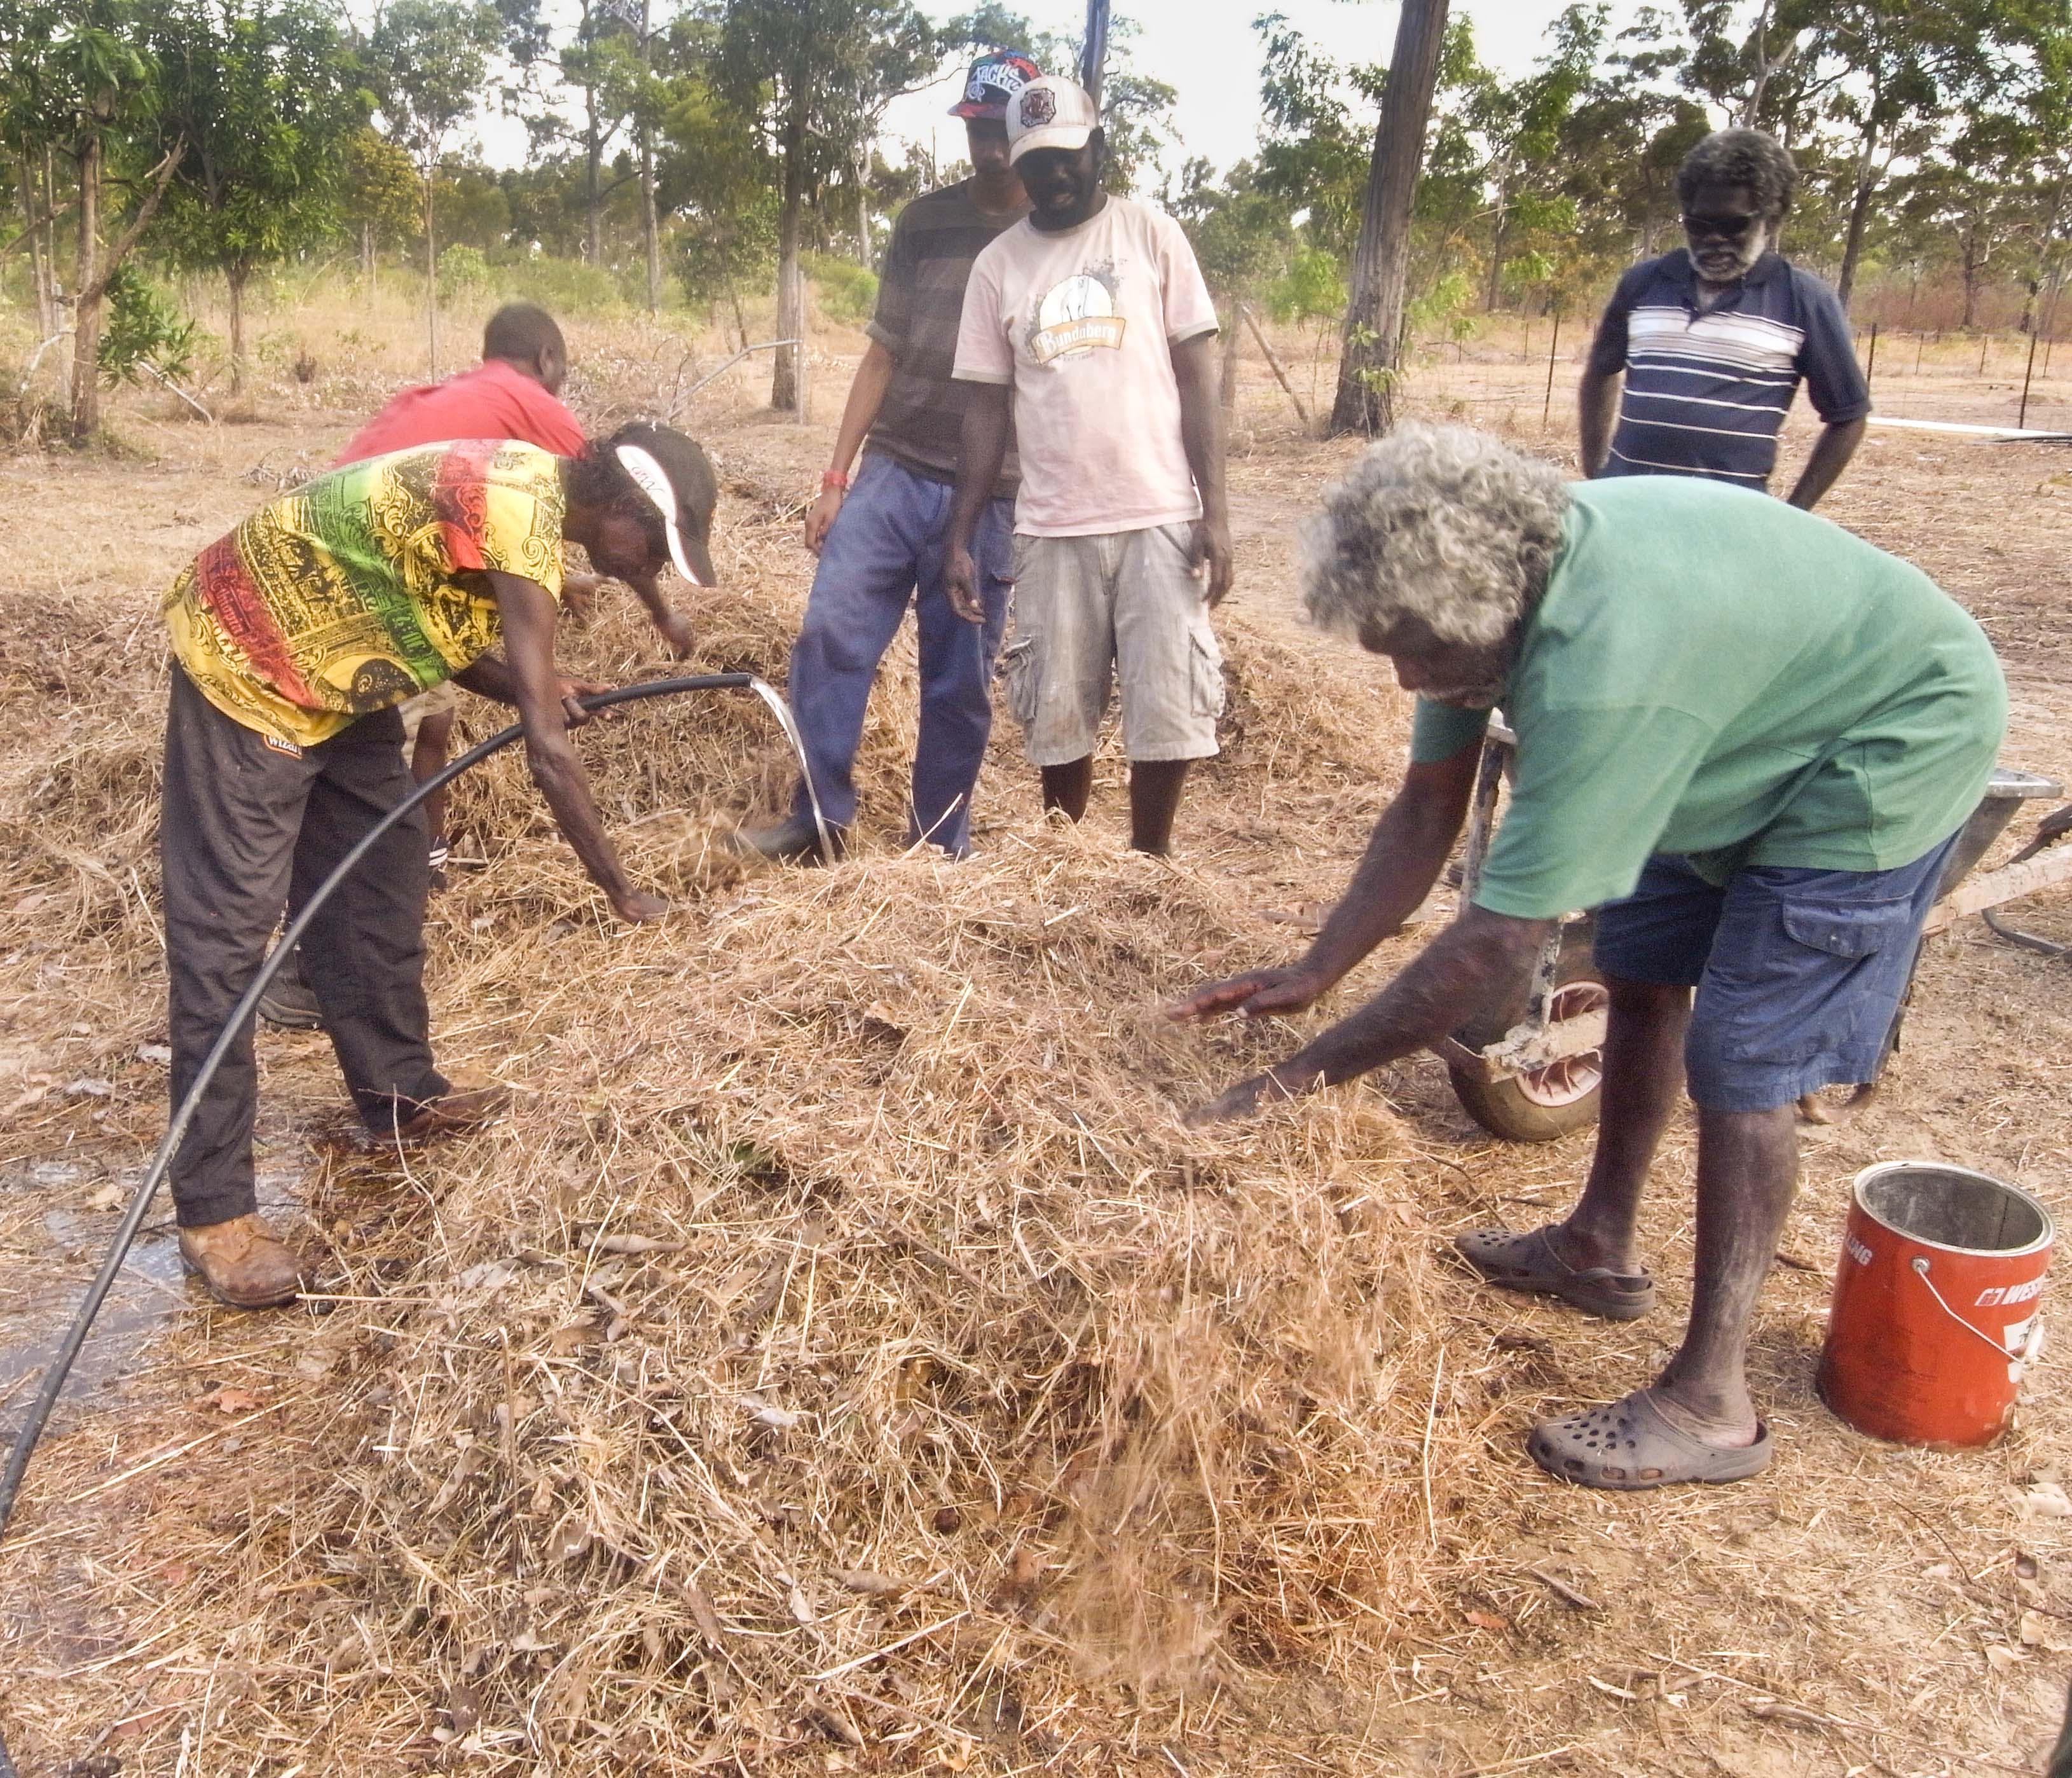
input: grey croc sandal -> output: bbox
[1527,1389,1773,1490]
[1453,1225,1656,1321]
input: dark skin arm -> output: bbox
[1170,742,1483,1023]
[1186,904,1554,1124]
[1784,416,1866,510]
[454,571,666,923]
[1578,364,1621,477]
[620,568,694,657]
[945,380,1013,623]
[1170,331,1234,604]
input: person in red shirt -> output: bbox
[260,305,702,1029]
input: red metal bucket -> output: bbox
[1818,1162,2053,1448]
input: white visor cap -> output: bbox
[614,441,702,584]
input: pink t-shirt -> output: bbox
[334,358,586,467]
[953,196,1217,537]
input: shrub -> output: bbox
[97,267,200,386]
[436,244,492,304]
[806,252,877,327]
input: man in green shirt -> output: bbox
[1173,423,2005,1489]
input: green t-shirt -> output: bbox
[1410,478,2007,920]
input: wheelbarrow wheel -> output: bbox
[1447,931,1607,1143]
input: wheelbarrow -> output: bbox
[1432,724,2070,1142]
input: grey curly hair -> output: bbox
[1677,128,1797,222]
[1301,423,1570,651]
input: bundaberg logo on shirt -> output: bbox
[1027,263,1126,364]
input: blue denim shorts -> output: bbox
[1593,837,1957,1113]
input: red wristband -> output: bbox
[820,469,849,492]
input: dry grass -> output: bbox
[0,327,2069,1776]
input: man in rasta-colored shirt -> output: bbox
[161,424,718,1309]
[738,50,1038,863]
[1172,424,2004,1491]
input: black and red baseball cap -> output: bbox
[949,50,1041,120]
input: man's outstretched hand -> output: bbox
[1183,1065,1318,1127]
[1167,966,1327,1024]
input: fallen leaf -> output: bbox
[2020,1609,2072,1652]
[597,1232,683,1255]
[2022,1482,2072,1519]
[444,1682,482,1733]
[1985,1644,2027,1673]
[83,1183,123,1211]
[835,1569,906,1597]
[1462,1609,1510,1633]
[203,1388,265,1415]
[509,1629,553,1654]
[135,1043,172,1065]
[64,1078,114,1098]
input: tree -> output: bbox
[340,125,421,278]
[1331,0,1451,436]
[1455,5,1599,312]
[1170,156,1295,414]
[144,0,367,394]
[26,0,184,437]
[367,0,505,373]
[704,0,940,412]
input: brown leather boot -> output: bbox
[178,1213,306,1309]
[391,1069,513,1142]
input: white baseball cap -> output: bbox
[1007,74,1099,165]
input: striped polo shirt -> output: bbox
[865,179,1027,494]
[1587,249,1870,489]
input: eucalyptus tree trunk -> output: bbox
[424,165,439,376]
[69,135,104,438]
[1834,118,1881,310]
[771,81,807,413]
[1329,0,1450,436]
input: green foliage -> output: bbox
[436,242,491,300]
[143,0,369,284]
[1265,245,1348,327]
[340,127,423,251]
[95,263,198,383]
[805,251,876,324]
[1170,157,1295,301]
[367,0,505,173]
[675,182,777,305]
[498,251,624,312]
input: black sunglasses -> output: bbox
[1684,210,1760,240]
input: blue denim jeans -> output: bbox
[786,452,1014,856]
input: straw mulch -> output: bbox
[0,511,1486,1772]
[3,419,2071,1775]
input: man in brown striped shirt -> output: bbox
[740,51,1037,862]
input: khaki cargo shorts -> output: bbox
[998,522,1225,766]
[397,679,458,756]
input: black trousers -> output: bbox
[162,665,446,1227]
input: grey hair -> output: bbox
[1300,422,1570,651]
[1677,128,1797,221]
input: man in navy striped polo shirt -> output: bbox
[1579,128,1869,508]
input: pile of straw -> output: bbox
[3,539,1497,1771]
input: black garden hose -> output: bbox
[0,670,807,1590]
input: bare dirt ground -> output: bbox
[1,309,2070,1775]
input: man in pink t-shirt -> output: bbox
[336,302,587,462]
[946,77,1232,857]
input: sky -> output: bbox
[880,0,1597,183]
[472,0,1626,181]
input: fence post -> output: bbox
[1864,320,1879,390]
[1541,307,1561,427]
[2019,327,2040,430]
